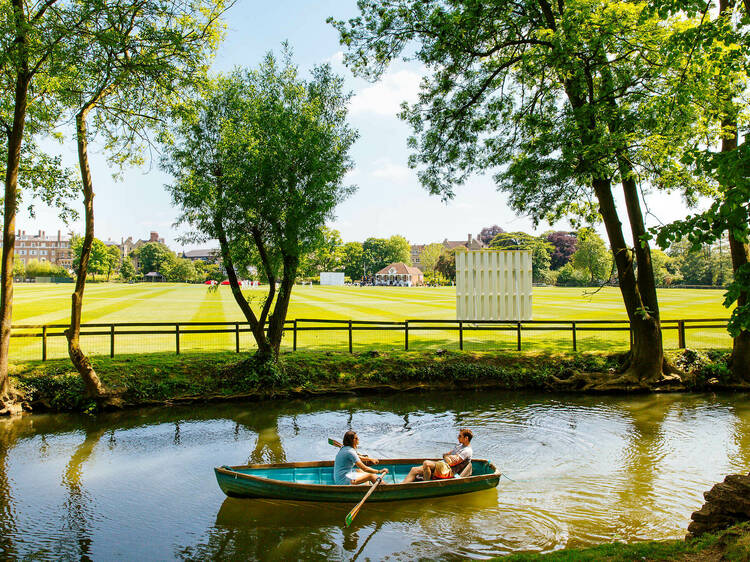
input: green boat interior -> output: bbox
[226,460,495,485]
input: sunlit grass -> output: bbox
[10,283,732,361]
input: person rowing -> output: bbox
[333,430,389,485]
[401,428,473,483]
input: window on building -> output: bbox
[40,250,47,255]
[18,250,25,255]
[30,250,36,255]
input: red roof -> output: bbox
[375,262,423,276]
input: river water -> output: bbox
[1,390,749,560]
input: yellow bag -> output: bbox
[432,460,452,479]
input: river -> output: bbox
[1,390,748,560]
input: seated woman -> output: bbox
[334,430,389,485]
[401,428,473,483]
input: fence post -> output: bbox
[678,320,686,349]
[405,320,409,351]
[516,321,522,351]
[110,324,115,358]
[42,325,47,361]
[348,320,353,353]
[459,321,463,351]
[235,323,240,353]
[572,321,577,352]
[293,320,297,352]
[175,323,180,355]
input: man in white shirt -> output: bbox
[401,428,473,482]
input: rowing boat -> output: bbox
[214,458,500,502]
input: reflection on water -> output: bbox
[0,391,748,560]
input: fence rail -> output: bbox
[8,317,732,362]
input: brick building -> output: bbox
[9,229,72,269]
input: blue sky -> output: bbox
[23,0,691,251]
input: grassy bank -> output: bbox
[9,347,737,413]
[501,521,750,561]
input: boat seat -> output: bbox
[457,463,472,478]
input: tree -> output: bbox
[12,258,24,279]
[134,242,176,275]
[194,260,223,283]
[71,236,110,281]
[478,225,505,246]
[571,230,611,284]
[649,249,676,287]
[56,0,226,400]
[546,231,578,270]
[362,235,411,276]
[653,0,750,382]
[105,246,121,282]
[119,256,136,281]
[668,239,733,287]
[0,0,99,413]
[488,232,552,283]
[386,235,411,265]
[435,249,456,282]
[330,1,699,386]
[299,226,344,278]
[341,241,364,280]
[165,258,199,282]
[163,51,357,360]
[419,243,444,273]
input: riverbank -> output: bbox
[502,521,750,561]
[8,347,746,413]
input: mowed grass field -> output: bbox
[9,283,733,361]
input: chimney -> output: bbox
[468,233,472,242]
[38,230,42,237]
[150,231,158,242]
[57,230,61,241]
[17,229,21,237]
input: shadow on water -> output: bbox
[58,423,106,561]
[176,488,501,561]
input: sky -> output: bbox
[21,0,695,252]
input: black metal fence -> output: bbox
[8,318,732,362]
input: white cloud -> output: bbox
[371,160,414,183]
[327,51,344,66]
[349,70,422,116]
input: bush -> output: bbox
[555,264,589,286]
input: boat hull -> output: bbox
[215,458,500,502]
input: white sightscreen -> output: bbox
[320,272,345,286]
[455,249,533,321]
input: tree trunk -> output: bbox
[713,0,750,383]
[592,177,665,383]
[728,232,750,381]
[65,109,107,398]
[0,55,31,413]
[267,254,299,358]
[215,220,273,357]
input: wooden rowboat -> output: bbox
[215,458,500,502]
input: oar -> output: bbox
[345,474,383,527]
[328,438,374,464]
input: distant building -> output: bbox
[119,231,167,270]
[374,262,423,286]
[181,249,221,264]
[6,229,72,269]
[442,233,485,252]
[409,244,426,268]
